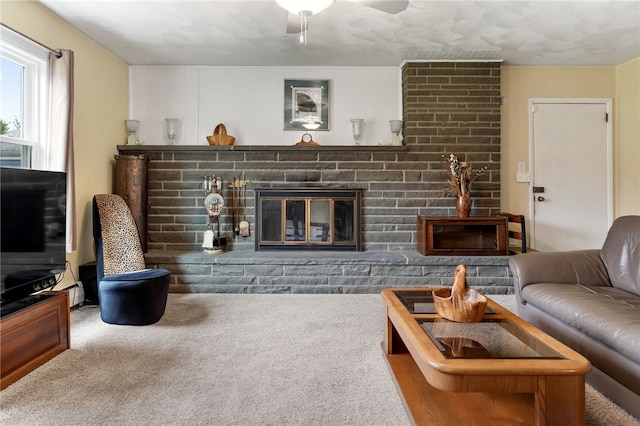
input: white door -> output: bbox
[530,100,612,252]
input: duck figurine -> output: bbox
[432,264,488,323]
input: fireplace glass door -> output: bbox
[256,188,361,251]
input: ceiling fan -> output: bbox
[277,0,410,44]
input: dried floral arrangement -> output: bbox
[443,154,488,197]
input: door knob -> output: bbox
[537,196,545,202]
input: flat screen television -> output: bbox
[1,167,67,305]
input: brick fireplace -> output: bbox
[117,61,510,294]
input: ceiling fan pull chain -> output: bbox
[299,12,309,45]
[299,14,304,44]
[304,14,308,45]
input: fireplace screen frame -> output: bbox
[255,188,362,251]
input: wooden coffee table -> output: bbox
[381,288,591,426]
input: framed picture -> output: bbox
[284,79,329,131]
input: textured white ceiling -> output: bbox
[36,0,640,66]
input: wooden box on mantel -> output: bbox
[417,216,509,256]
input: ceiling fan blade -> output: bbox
[359,1,409,15]
[286,12,301,34]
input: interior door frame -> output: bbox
[528,98,614,250]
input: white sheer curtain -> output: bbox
[48,49,76,252]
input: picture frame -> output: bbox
[284,79,329,131]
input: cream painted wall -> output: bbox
[500,66,622,230]
[2,0,129,286]
[614,58,640,216]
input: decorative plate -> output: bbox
[204,192,224,217]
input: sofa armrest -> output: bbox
[509,250,611,303]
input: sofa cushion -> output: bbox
[600,215,640,296]
[521,283,640,364]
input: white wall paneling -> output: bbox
[129,66,199,145]
[129,66,401,146]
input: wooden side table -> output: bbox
[417,216,509,256]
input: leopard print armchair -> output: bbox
[93,194,170,325]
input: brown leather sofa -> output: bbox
[509,215,640,419]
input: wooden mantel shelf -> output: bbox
[117,144,408,153]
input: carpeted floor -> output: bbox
[0,293,638,425]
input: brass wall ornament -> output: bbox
[202,176,226,254]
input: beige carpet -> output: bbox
[0,293,638,425]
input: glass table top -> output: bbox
[419,318,564,359]
[392,290,564,360]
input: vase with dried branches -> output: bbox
[443,154,488,218]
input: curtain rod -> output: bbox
[1,23,63,58]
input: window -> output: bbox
[0,26,50,169]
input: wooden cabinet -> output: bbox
[417,216,509,256]
[0,291,70,389]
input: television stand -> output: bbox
[0,291,70,389]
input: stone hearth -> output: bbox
[145,250,514,295]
